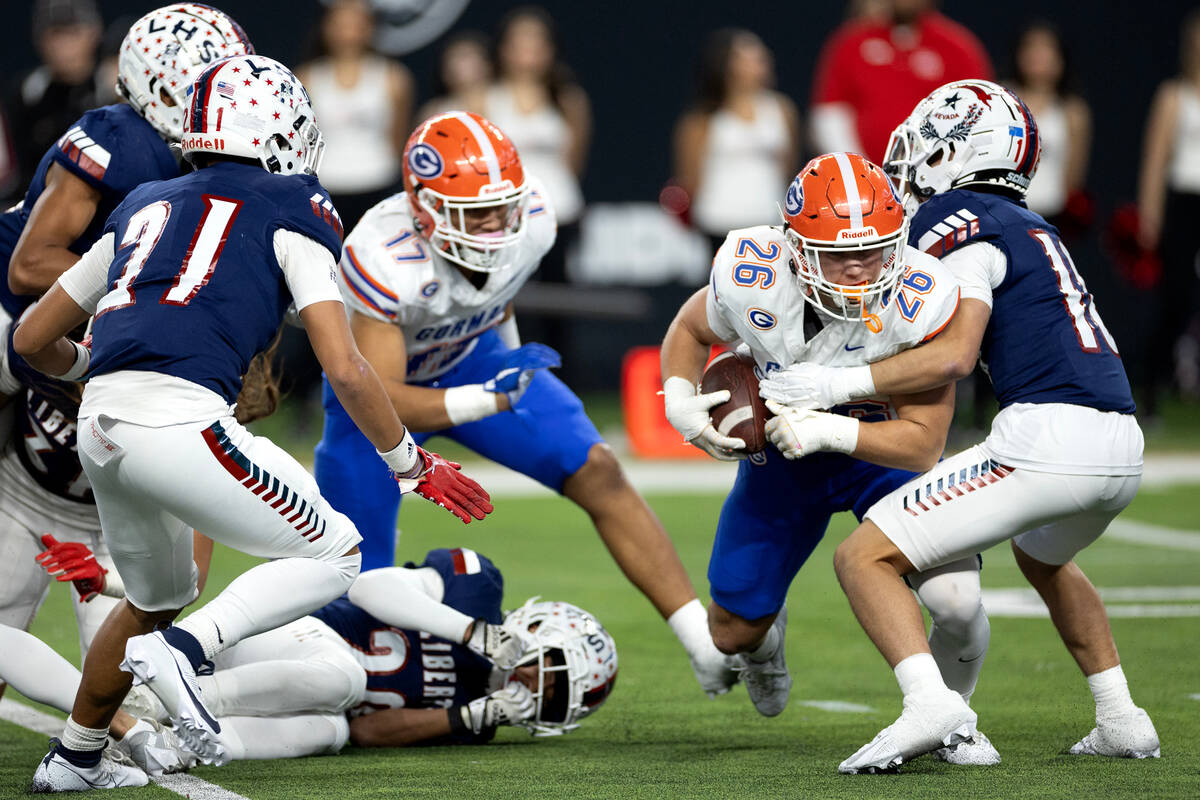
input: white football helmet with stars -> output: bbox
[181,55,325,177]
[117,4,254,142]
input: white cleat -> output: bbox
[839,688,977,774]
[1069,707,1160,759]
[120,631,228,766]
[933,729,1001,765]
[735,608,792,716]
[30,740,148,793]
[122,684,170,725]
[115,718,200,775]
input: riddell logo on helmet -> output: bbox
[837,227,878,242]
[181,135,225,150]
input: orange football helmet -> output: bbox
[781,152,909,321]
[402,111,529,272]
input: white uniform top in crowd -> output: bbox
[338,178,557,383]
[705,225,960,404]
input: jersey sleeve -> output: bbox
[909,192,1006,260]
[273,229,343,312]
[705,234,749,341]
[49,107,172,198]
[524,176,559,260]
[939,241,1006,309]
[272,178,344,262]
[0,308,21,396]
[409,549,504,624]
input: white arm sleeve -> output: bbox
[497,312,521,348]
[810,104,864,155]
[939,242,1007,308]
[346,567,474,644]
[56,232,115,314]
[273,229,345,312]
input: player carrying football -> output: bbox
[760,80,1159,772]
[659,152,997,764]
[314,110,732,697]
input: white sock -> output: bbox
[61,716,108,753]
[667,599,714,659]
[217,713,349,760]
[199,658,362,717]
[893,652,946,697]
[1087,665,1137,719]
[178,553,360,660]
[912,563,990,702]
[347,567,471,643]
[0,626,82,714]
[747,623,781,663]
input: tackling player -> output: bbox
[15,56,491,792]
[314,110,732,697]
[659,153,996,763]
[761,81,1159,772]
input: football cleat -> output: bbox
[120,631,228,766]
[121,684,170,725]
[114,718,200,776]
[690,642,741,699]
[839,688,977,774]
[1069,707,1160,759]
[735,608,792,716]
[933,729,1001,765]
[30,739,148,793]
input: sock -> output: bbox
[217,713,349,760]
[0,626,82,713]
[667,599,714,659]
[893,652,946,697]
[199,658,362,717]
[1087,665,1137,718]
[747,623,781,663]
[57,717,107,766]
[178,553,360,660]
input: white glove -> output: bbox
[459,683,536,734]
[466,619,531,670]
[758,362,875,410]
[661,376,747,461]
[764,399,859,460]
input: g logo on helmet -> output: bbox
[748,307,776,330]
[408,143,443,180]
[784,178,804,215]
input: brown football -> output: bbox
[700,350,769,454]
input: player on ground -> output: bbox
[760,80,1159,772]
[315,110,732,696]
[15,55,492,792]
[659,152,996,763]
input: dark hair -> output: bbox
[693,28,751,114]
[494,5,577,114]
[304,0,378,62]
[1183,8,1200,78]
[433,29,490,98]
[1009,20,1075,99]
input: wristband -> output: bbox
[444,384,501,426]
[662,375,697,400]
[826,414,861,455]
[832,365,876,404]
[59,340,91,382]
[448,705,471,736]
[377,428,419,476]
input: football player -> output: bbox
[313,110,732,697]
[0,2,253,707]
[15,55,492,791]
[761,81,1159,772]
[660,152,997,763]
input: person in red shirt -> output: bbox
[811,0,993,162]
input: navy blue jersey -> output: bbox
[87,162,342,403]
[0,105,181,316]
[312,548,503,743]
[912,190,1134,412]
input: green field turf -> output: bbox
[2,481,1198,799]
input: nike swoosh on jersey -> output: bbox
[844,345,865,352]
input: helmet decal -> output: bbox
[784,177,804,216]
[408,143,444,180]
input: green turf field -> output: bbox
[1,476,1198,799]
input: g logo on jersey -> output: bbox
[747,307,776,330]
[784,178,804,215]
[408,143,444,180]
[420,280,440,298]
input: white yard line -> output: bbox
[981,587,1200,618]
[1105,519,1200,551]
[0,698,250,800]
[797,700,875,713]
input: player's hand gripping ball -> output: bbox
[699,351,770,454]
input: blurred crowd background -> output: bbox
[1,0,1198,441]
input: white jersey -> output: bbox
[706,225,959,414]
[338,179,556,382]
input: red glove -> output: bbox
[397,448,494,524]
[35,534,107,602]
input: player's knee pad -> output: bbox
[314,651,366,712]
[913,567,984,636]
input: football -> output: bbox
[700,351,769,454]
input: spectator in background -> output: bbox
[1007,21,1091,227]
[673,29,800,255]
[7,0,102,189]
[1138,9,1200,412]
[417,31,492,121]
[810,0,992,161]
[298,0,414,230]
